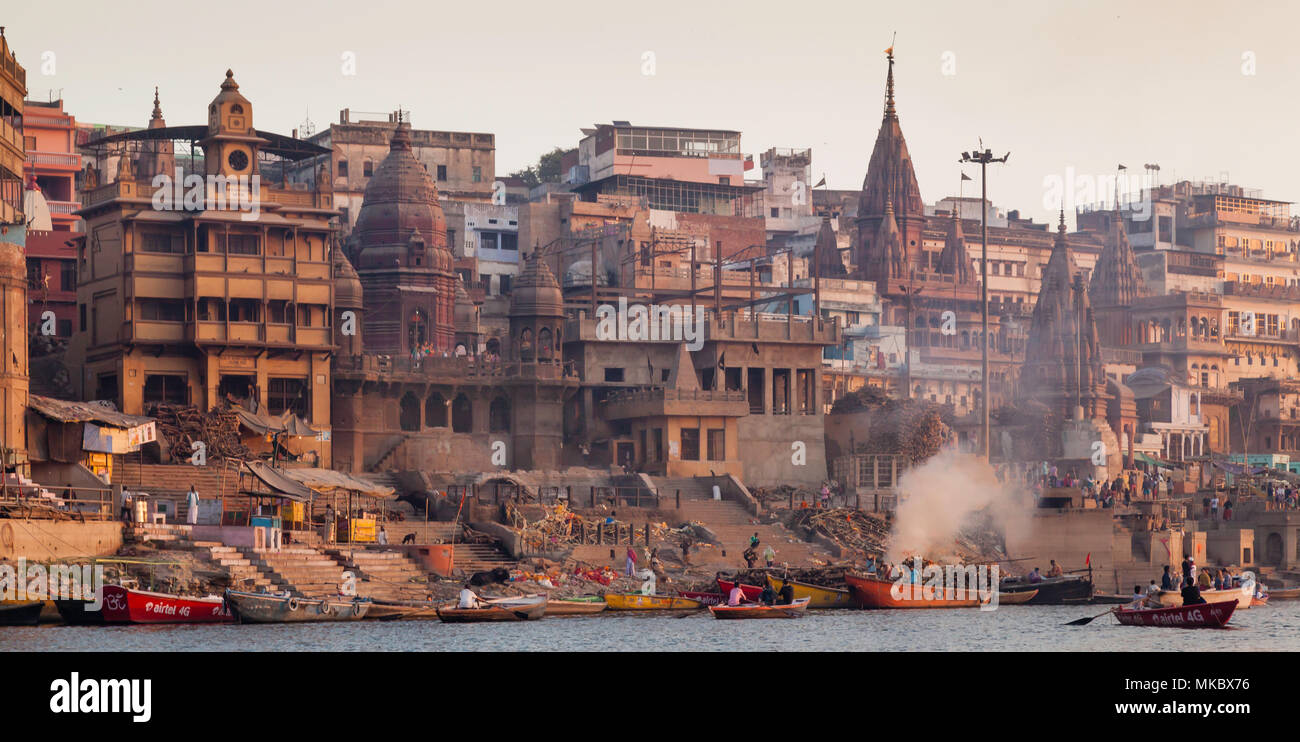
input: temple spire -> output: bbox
[884,48,897,120]
[151,87,162,121]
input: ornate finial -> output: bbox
[151,86,163,120]
[883,46,897,120]
[221,69,238,91]
[390,121,412,151]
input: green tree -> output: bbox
[510,146,575,188]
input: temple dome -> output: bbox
[332,247,363,309]
[351,122,453,274]
[454,277,479,333]
[510,252,563,318]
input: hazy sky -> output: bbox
[9,0,1299,225]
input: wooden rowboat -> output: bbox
[1264,586,1300,600]
[994,589,1038,605]
[845,573,988,609]
[224,589,370,623]
[1156,587,1252,609]
[715,578,763,602]
[0,600,44,626]
[765,575,854,609]
[603,593,703,611]
[676,590,725,606]
[1114,599,1237,628]
[436,595,546,622]
[710,598,810,619]
[545,596,608,616]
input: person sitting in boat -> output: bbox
[1160,566,1174,590]
[1180,578,1207,606]
[1128,585,1152,611]
[1046,560,1063,578]
[777,580,795,606]
[1026,567,1043,584]
[1197,566,1213,591]
[759,583,777,606]
[727,580,747,606]
[458,584,484,609]
[1146,580,1160,602]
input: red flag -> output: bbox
[1084,553,1091,566]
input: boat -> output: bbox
[366,600,441,621]
[709,598,810,619]
[1264,586,1300,600]
[53,585,234,625]
[1090,593,1135,605]
[765,576,855,609]
[436,595,546,622]
[603,593,704,611]
[0,601,44,626]
[715,578,763,602]
[845,572,988,609]
[997,574,1093,604]
[1114,599,1237,628]
[545,596,608,616]
[676,590,725,606]
[224,589,370,623]
[995,589,1038,605]
[1253,594,1269,607]
[1155,587,1252,609]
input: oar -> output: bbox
[1064,607,1118,626]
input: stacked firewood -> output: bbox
[792,507,890,557]
[148,403,250,462]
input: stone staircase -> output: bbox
[236,546,350,598]
[126,523,192,545]
[673,499,834,568]
[323,547,431,602]
[453,542,518,573]
[171,537,280,592]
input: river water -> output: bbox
[4,601,1297,652]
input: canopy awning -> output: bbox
[234,407,319,437]
[280,468,395,499]
[240,460,316,502]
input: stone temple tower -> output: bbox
[0,227,27,473]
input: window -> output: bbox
[481,232,499,251]
[363,161,373,177]
[139,299,185,322]
[707,429,725,461]
[95,374,118,401]
[229,298,260,322]
[499,275,512,294]
[143,374,188,405]
[140,232,185,254]
[604,368,625,382]
[79,304,86,332]
[437,165,447,181]
[337,160,348,178]
[268,378,310,417]
[61,262,76,291]
[500,233,518,251]
[770,207,780,218]
[447,229,456,252]
[226,234,259,255]
[472,166,482,183]
[268,300,291,324]
[680,428,700,461]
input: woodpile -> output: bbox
[508,501,672,547]
[149,403,249,462]
[791,507,890,558]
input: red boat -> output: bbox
[677,590,725,606]
[716,578,763,602]
[104,585,234,624]
[844,572,987,609]
[1114,599,1237,628]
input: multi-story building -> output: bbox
[291,109,496,235]
[0,29,29,473]
[22,99,82,336]
[67,71,338,464]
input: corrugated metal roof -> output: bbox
[28,395,155,429]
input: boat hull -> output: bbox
[998,575,1092,604]
[118,586,233,624]
[1156,588,1252,609]
[545,599,608,616]
[845,573,986,609]
[995,589,1038,605]
[603,593,703,611]
[224,590,370,623]
[765,576,855,609]
[438,597,546,622]
[710,598,810,619]
[676,590,725,606]
[1115,600,1237,628]
[1264,587,1300,600]
[0,601,44,626]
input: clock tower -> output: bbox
[201,69,266,179]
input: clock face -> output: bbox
[227,149,249,171]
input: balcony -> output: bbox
[601,387,749,420]
[332,354,578,383]
[25,150,81,171]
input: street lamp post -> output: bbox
[960,147,1009,460]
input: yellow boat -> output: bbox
[766,576,855,609]
[603,593,703,611]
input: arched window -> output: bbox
[538,327,554,359]
[425,392,447,428]
[519,327,534,360]
[399,392,421,432]
[452,394,473,433]
[489,397,511,432]
[486,337,501,356]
